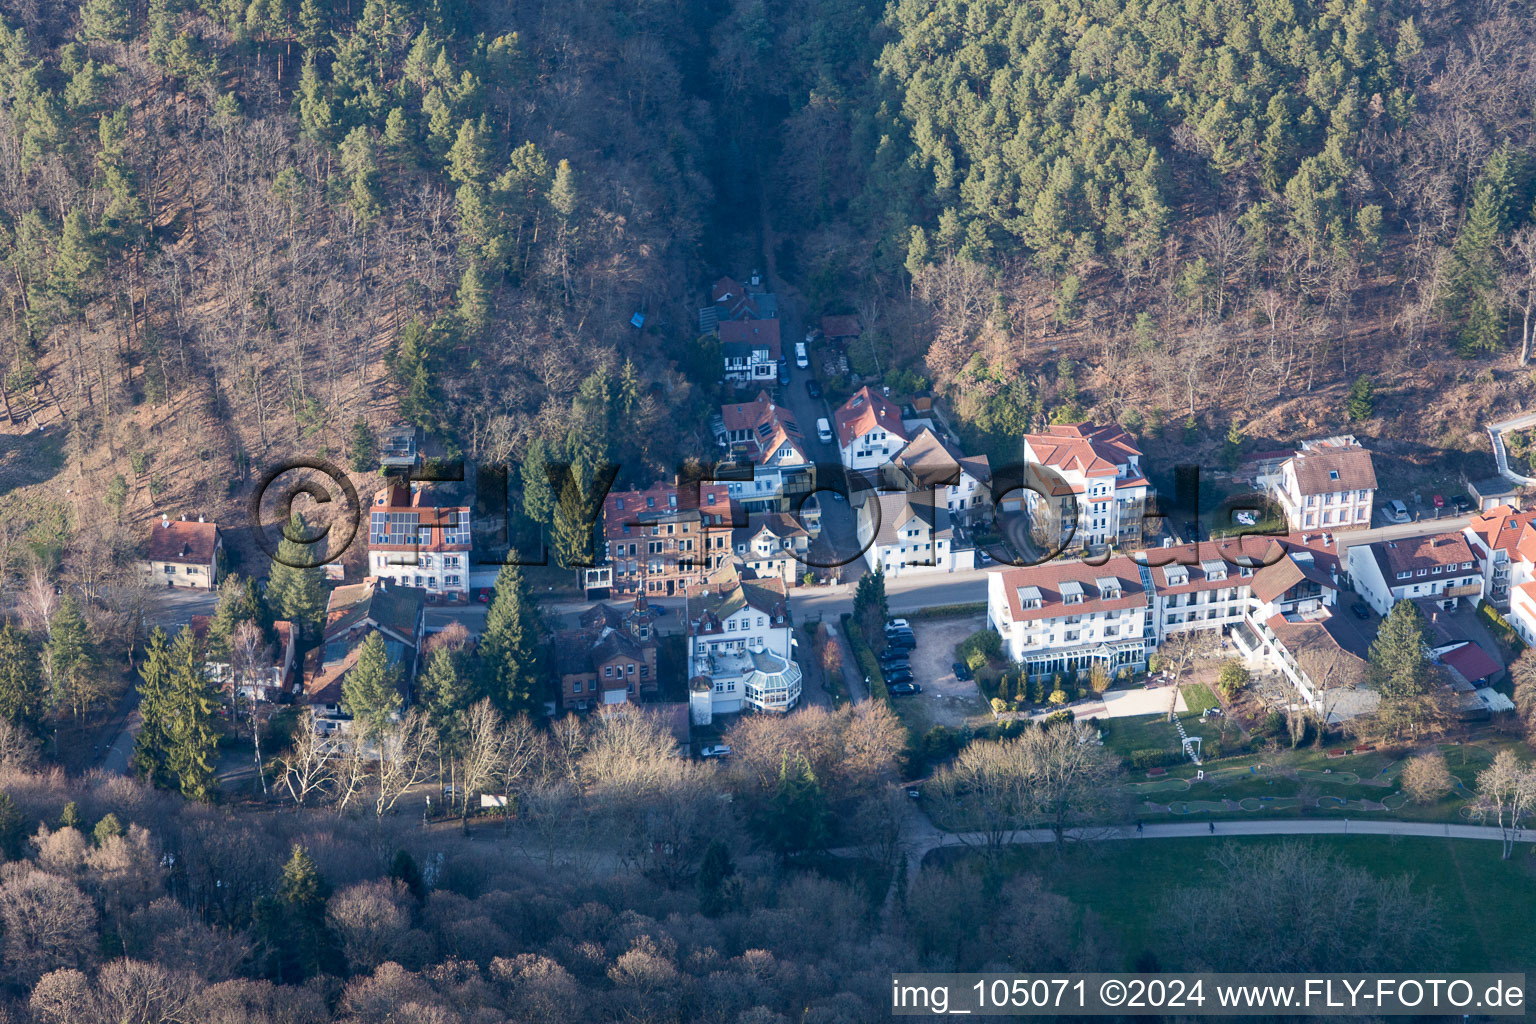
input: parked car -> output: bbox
[1385,499,1411,523]
[776,360,789,384]
[885,619,911,632]
[889,682,923,696]
[1351,602,1371,620]
[880,658,910,672]
[952,661,973,681]
[885,634,916,650]
[884,672,915,687]
[816,417,833,443]
[699,744,732,758]
[1433,493,1445,510]
[805,378,822,399]
[1450,494,1472,513]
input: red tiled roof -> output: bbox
[603,482,734,540]
[145,520,220,564]
[1465,505,1536,556]
[720,392,805,466]
[1440,642,1501,684]
[718,318,780,358]
[1371,533,1475,578]
[833,386,906,448]
[1023,423,1142,478]
[1286,442,1377,495]
[996,555,1148,624]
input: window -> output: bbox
[573,680,583,693]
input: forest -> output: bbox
[0,0,1530,1015]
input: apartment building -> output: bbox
[716,391,814,513]
[685,567,799,717]
[834,386,908,473]
[1019,423,1149,550]
[555,595,661,711]
[883,427,992,524]
[583,481,734,598]
[1269,436,1377,531]
[857,491,966,577]
[732,512,811,586]
[1462,505,1536,609]
[367,482,472,602]
[987,534,1363,718]
[1346,532,1483,616]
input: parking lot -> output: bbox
[891,612,991,733]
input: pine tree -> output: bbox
[255,844,336,981]
[417,645,473,749]
[46,597,99,721]
[1222,421,1244,470]
[295,56,336,147]
[1369,600,1437,738]
[295,0,326,51]
[548,159,577,222]
[1448,176,1507,356]
[162,626,220,801]
[0,625,43,734]
[49,208,102,310]
[476,564,542,713]
[342,631,402,738]
[208,573,267,658]
[1346,374,1374,420]
[266,510,327,638]
[447,118,489,186]
[79,0,132,42]
[456,260,492,335]
[58,801,82,830]
[347,417,377,472]
[520,437,556,528]
[132,627,176,787]
[339,126,382,226]
[550,466,597,569]
[0,793,26,861]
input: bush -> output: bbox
[1131,748,1181,770]
[841,613,890,703]
[1047,689,1068,706]
[1261,709,1285,736]
[990,697,1008,715]
[957,630,1002,667]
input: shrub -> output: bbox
[1217,660,1250,700]
[1131,748,1181,770]
[957,629,1002,667]
[990,697,1008,716]
[1401,752,1454,804]
[1047,689,1068,706]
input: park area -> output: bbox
[970,834,1536,972]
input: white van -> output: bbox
[816,417,833,444]
[795,341,809,368]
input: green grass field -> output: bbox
[990,836,1536,971]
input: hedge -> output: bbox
[908,602,988,619]
[1131,748,1184,770]
[840,612,891,703]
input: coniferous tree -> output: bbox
[1347,374,1374,420]
[1369,601,1439,738]
[78,0,131,42]
[520,437,556,529]
[207,573,267,659]
[266,510,327,638]
[0,624,45,734]
[342,631,402,738]
[46,597,100,721]
[0,792,26,861]
[347,417,377,471]
[162,626,220,801]
[550,466,598,569]
[255,844,336,982]
[417,645,473,748]
[476,564,543,713]
[133,627,175,787]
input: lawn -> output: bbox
[984,836,1536,972]
[1180,682,1219,714]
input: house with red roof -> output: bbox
[833,386,907,473]
[583,481,735,598]
[1019,423,1150,551]
[1462,504,1536,609]
[716,391,815,514]
[141,516,222,590]
[367,481,472,602]
[1346,532,1483,616]
[1269,435,1377,532]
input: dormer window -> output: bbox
[1060,581,1085,605]
[1018,585,1043,610]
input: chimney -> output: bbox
[160,514,169,528]
[198,515,205,524]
